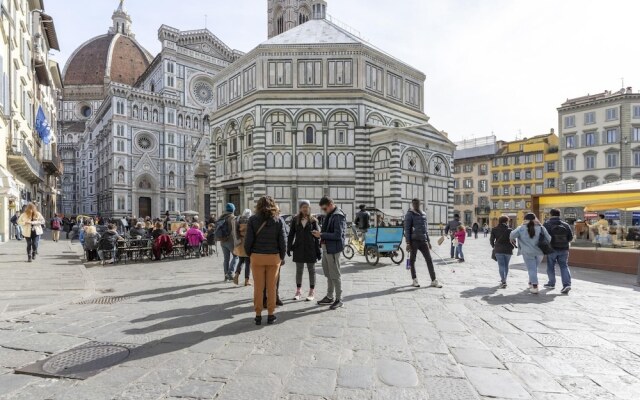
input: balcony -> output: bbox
[475,206,491,215]
[43,146,63,175]
[7,141,44,183]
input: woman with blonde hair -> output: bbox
[18,203,45,262]
[244,196,286,325]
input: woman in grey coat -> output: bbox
[509,213,551,294]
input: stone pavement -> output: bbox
[0,236,639,399]
[0,233,94,319]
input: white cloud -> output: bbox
[48,0,640,142]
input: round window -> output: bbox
[136,135,153,151]
[81,106,92,118]
[192,79,215,106]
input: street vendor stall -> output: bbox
[532,180,640,281]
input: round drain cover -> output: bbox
[42,345,131,375]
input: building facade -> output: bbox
[558,88,640,192]
[489,132,559,227]
[0,0,61,242]
[209,4,455,226]
[452,136,498,227]
[59,2,241,218]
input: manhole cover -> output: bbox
[15,341,136,380]
[76,296,132,305]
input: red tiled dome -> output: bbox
[63,34,151,86]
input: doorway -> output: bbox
[139,197,152,218]
[227,192,240,215]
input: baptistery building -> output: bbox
[208,1,455,224]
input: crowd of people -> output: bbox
[11,194,576,325]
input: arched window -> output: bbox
[277,14,284,34]
[186,116,191,128]
[337,153,347,169]
[275,153,283,168]
[329,153,337,169]
[305,126,315,144]
[283,152,292,168]
[132,105,139,118]
[297,153,306,168]
[266,153,275,168]
[346,153,355,169]
[150,83,155,92]
[178,114,184,127]
[117,166,125,183]
[314,153,323,169]
[168,171,175,188]
[306,153,314,169]
[67,134,73,143]
[143,107,149,121]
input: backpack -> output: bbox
[537,227,554,255]
[214,216,231,242]
[52,219,61,230]
[549,223,570,250]
[84,234,99,251]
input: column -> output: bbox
[252,126,267,202]
[389,141,403,211]
[354,126,373,206]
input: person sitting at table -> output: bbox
[97,223,124,265]
[129,222,148,239]
[205,223,216,256]
[177,222,189,237]
[152,221,173,260]
[186,223,206,258]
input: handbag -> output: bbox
[491,248,497,261]
[34,225,43,236]
[437,236,445,246]
[452,238,459,247]
[537,227,554,255]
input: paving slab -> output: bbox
[463,366,531,399]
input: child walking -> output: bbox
[454,225,466,262]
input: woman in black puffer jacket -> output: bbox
[287,200,321,302]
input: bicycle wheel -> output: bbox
[342,245,355,259]
[391,247,405,265]
[365,246,379,266]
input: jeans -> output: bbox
[546,250,571,287]
[14,225,23,240]
[321,249,342,300]
[296,262,316,289]
[523,255,544,285]
[236,256,251,279]
[455,244,464,260]
[495,253,511,283]
[26,235,40,256]
[221,241,238,278]
[409,240,437,281]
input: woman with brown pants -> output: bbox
[244,196,287,325]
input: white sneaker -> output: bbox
[293,290,302,301]
[530,286,539,294]
[306,289,315,302]
[412,278,420,287]
[431,280,443,288]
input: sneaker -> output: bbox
[528,282,533,289]
[458,259,465,263]
[499,282,507,289]
[543,283,555,289]
[412,278,420,287]
[561,286,572,294]
[329,300,344,310]
[244,278,252,287]
[530,285,539,294]
[317,296,334,305]
[293,290,302,301]
[430,280,443,288]
[267,315,277,325]
[306,289,315,302]
[233,273,240,285]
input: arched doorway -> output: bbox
[134,174,159,218]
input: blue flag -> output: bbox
[36,106,52,145]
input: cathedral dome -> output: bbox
[62,1,152,87]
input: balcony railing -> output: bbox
[7,141,44,183]
[43,146,63,175]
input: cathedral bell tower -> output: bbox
[109,0,134,37]
[268,0,328,39]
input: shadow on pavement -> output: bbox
[460,286,499,298]
[480,289,562,305]
[139,286,228,302]
[122,283,215,298]
[340,261,389,275]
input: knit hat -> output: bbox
[226,203,236,213]
[524,213,536,221]
[299,199,311,208]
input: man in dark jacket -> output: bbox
[444,214,462,258]
[404,198,442,288]
[97,224,123,265]
[313,196,346,310]
[490,216,514,288]
[543,209,574,294]
[354,205,370,234]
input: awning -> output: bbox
[533,180,640,213]
[0,166,20,199]
[40,13,60,51]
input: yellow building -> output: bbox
[489,131,559,227]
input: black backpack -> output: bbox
[549,223,570,250]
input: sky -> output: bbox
[45,0,640,143]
